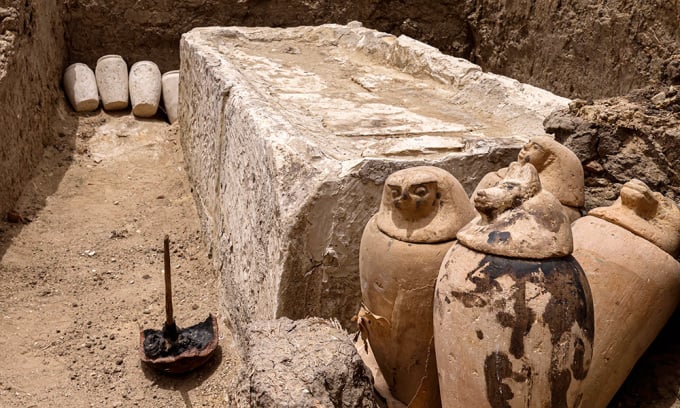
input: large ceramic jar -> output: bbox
[63,63,99,112]
[358,166,476,406]
[129,61,162,118]
[434,161,594,408]
[572,179,680,407]
[95,55,129,111]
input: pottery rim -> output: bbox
[130,60,160,71]
[96,54,125,65]
[162,70,179,80]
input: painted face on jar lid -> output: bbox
[388,181,439,220]
[518,141,551,169]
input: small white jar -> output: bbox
[161,70,179,124]
[129,61,162,118]
[63,63,99,112]
[95,55,129,111]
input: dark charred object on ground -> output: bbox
[139,235,219,374]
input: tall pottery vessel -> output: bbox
[358,166,476,406]
[434,162,594,407]
[572,179,680,407]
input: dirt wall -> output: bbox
[63,0,469,74]
[467,0,680,99]
[0,1,67,216]
[64,0,679,98]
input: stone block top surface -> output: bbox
[183,23,568,162]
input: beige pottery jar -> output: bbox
[63,63,99,112]
[434,162,594,408]
[572,179,680,407]
[358,166,475,406]
[95,55,129,111]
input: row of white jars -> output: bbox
[62,55,179,123]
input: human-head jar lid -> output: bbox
[375,166,476,244]
[589,178,680,257]
[457,161,573,259]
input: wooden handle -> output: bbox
[164,235,174,326]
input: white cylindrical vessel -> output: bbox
[161,70,179,124]
[95,55,129,111]
[129,61,162,118]
[63,63,99,112]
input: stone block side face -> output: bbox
[0,0,66,215]
[180,32,330,336]
[278,177,383,328]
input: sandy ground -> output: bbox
[0,111,240,407]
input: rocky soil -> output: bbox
[545,69,680,210]
[0,110,240,407]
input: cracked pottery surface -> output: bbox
[358,166,474,406]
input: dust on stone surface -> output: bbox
[0,110,240,407]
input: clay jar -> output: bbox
[161,70,179,124]
[434,161,594,408]
[358,166,476,406]
[63,63,99,112]
[472,136,585,223]
[572,179,680,407]
[95,55,129,111]
[129,61,162,118]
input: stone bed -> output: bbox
[178,23,569,336]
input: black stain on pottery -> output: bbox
[484,351,531,408]
[484,352,514,408]
[571,337,588,380]
[487,230,512,244]
[456,254,595,407]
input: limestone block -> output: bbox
[234,317,376,407]
[178,24,569,336]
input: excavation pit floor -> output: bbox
[0,112,239,407]
[1,108,680,407]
